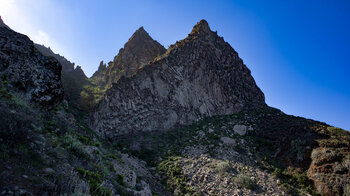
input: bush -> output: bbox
[63,134,90,159]
[116,174,125,186]
[233,174,257,190]
[158,157,197,195]
[216,161,231,175]
[0,102,33,143]
[76,167,112,196]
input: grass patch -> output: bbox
[158,156,199,195]
[76,167,112,196]
[62,134,90,159]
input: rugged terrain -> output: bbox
[0,20,63,106]
[92,20,264,139]
[0,18,349,196]
[34,44,89,109]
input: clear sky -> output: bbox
[1,0,349,130]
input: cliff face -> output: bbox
[0,25,63,106]
[92,20,265,139]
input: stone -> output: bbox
[220,137,236,146]
[43,168,55,174]
[233,125,247,136]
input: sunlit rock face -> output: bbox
[92,20,265,139]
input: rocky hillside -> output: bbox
[92,20,265,139]
[0,20,165,196]
[118,105,349,196]
[0,22,63,106]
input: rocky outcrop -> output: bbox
[91,26,166,89]
[92,20,265,139]
[35,44,75,72]
[0,23,63,106]
[92,61,107,79]
[35,44,88,105]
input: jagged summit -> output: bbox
[129,26,147,39]
[90,26,166,87]
[123,26,162,52]
[190,19,212,35]
[92,61,107,78]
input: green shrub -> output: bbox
[158,157,197,195]
[107,154,119,160]
[0,74,13,99]
[43,119,59,134]
[216,161,231,175]
[77,134,100,147]
[116,174,125,186]
[233,174,257,190]
[63,134,90,159]
[76,167,111,196]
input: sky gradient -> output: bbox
[1,0,349,130]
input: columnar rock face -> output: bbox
[92,20,265,139]
[0,24,63,106]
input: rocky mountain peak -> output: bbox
[129,26,147,40]
[123,26,163,54]
[92,20,265,139]
[94,26,166,87]
[190,19,212,36]
[92,61,107,78]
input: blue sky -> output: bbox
[1,0,349,130]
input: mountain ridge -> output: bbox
[0,18,349,196]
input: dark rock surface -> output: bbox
[92,20,265,139]
[0,16,10,29]
[34,44,88,106]
[0,25,63,106]
[35,44,75,72]
[91,26,166,89]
